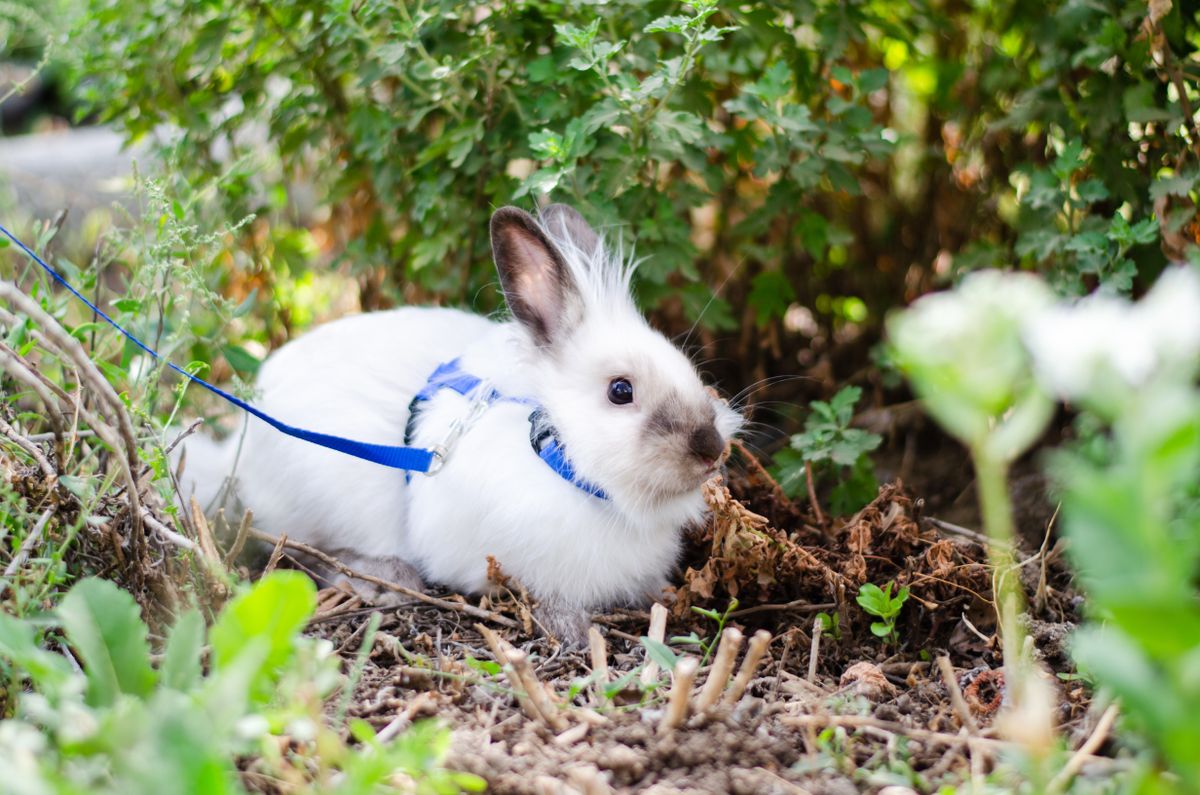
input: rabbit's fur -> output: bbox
[181,205,741,642]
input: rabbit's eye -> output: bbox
[608,378,634,405]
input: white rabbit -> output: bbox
[181,204,742,641]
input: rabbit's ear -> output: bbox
[541,203,600,257]
[490,207,579,347]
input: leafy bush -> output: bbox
[772,386,882,515]
[0,572,482,794]
[66,0,1200,401]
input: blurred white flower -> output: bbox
[1026,265,1200,403]
[286,716,318,742]
[1135,265,1200,364]
[888,270,1054,456]
[235,714,270,740]
[0,721,49,795]
[55,701,100,746]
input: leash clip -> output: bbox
[422,380,495,476]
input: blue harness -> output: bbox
[0,223,608,500]
[402,358,608,500]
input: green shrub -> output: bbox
[771,385,882,515]
[68,0,1200,384]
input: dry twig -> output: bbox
[3,508,53,577]
[807,618,823,683]
[804,461,824,525]
[251,529,518,628]
[588,626,609,703]
[1047,704,1119,793]
[937,655,980,735]
[223,509,254,568]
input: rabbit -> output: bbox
[180,204,742,643]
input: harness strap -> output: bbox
[528,408,609,500]
[404,361,608,499]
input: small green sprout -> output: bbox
[855,581,910,642]
[670,597,739,667]
[815,611,841,641]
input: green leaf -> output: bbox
[161,608,205,691]
[1150,169,1200,201]
[1052,140,1086,181]
[857,68,889,94]
[554,20,599,49]
[746,62,791,103]
[645,15,689,34]
[856,583,885,616]
[58,577,156,706]
[209,571,316,701]
[0,612,74,691]
[1075,179,1110,204]
[828,386,863,426]
[529,129,566,161]
[640,636,679,672]
[603,668,641,699]
[829,456,879,515]
[464,656,501,676]
[221,344,261,375]
[748,270,796,325]
[870,621,893,638]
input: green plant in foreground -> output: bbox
[773,386,883,515]
[855,581,909,643]
[888,271,1055,740]
[0,572,483,795]
[1028,268,1200,794]
[889,264,1200,793]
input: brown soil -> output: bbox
[289,450,1100,795]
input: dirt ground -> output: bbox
[264,441,1108,795]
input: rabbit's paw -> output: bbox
[331,552,427,608]
[534,598,593,648]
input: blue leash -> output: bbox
[0,223,610,499]
[0,223,437,471]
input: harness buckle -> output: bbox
[420,380,495,476]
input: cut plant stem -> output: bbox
[588,626,609,703]
[509,648,567,731]
[640,603,669,686]
[501,648,549,725]
[724,630,772,706]
[807,619,823,683]
[660,657,699,733]
[696,627,743,711]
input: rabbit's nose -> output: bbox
[688,424,724,464]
